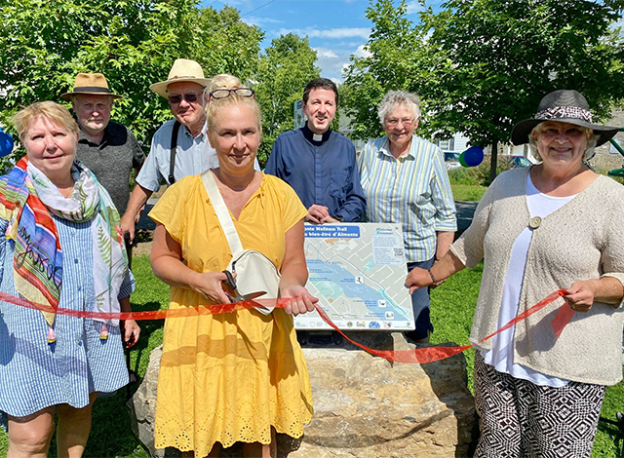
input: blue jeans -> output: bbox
[406,257,435,340]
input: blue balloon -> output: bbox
[0,128,14,157]
[459,145,484,167]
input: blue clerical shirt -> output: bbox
[265,125,365,222]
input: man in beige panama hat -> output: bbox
[62,73,145,216]
[121,59,214,242]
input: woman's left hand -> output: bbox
[121,319,141,348]
[562,281,596,313]
[281,285,319,316]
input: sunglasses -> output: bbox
[208,88,255,101]
[167,93,199,104]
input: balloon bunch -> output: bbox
[0,128,14,158]
[459,145,484,167]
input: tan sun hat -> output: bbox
[61,73,122,100]
[150,59,211,98]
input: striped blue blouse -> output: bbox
[0,215,134,417]
[358,136,457,263]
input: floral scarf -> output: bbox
[0,157,128,334]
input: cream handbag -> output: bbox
[202,171,279,315]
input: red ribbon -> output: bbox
[0,289,569,365]
[316,290,567,363]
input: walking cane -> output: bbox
[124,232,137,400]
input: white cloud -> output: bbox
[611,16,624,32]
[314,47,345,82]
[315,48,339,59]
[242,15,282,27]
[315,43,370,83]
[353,44,372,59]
[306,39,376,83]
[277,27,370,40]
[406,1,425,14]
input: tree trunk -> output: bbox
[489,141,498,184]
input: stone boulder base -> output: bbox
[128,333,476,457]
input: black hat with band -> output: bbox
[511,90,618,147]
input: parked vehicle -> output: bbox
[443,151,461,170]
[501,155,532,168]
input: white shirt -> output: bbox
[482,173,576,387]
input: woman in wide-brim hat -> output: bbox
[406,89,624,457]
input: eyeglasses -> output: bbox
[168,93,199,105]
[208,88,255,101]
[386,117,416,127]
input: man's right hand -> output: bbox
[121,214,136,244]
[121,184,154,244]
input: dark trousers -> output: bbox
[405,257,435,340]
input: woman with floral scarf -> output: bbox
[0,101,139,457]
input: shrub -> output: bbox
[448,156,514,187]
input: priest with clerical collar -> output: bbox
[265,78,366,223]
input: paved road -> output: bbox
[136,198,158,231]
[455,201,478,233]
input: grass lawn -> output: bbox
[0,255,622,457]
[451,184,488,202]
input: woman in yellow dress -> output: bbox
[149,79,316,457]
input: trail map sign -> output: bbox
[294,223,415,331]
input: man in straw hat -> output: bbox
[121,59,216,242]
[62,73,145,216]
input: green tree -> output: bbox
[343,0,423,141]
[418,0,624,181]
[254,33,320,165]
[194,5,263,82]
[344,0,624,181]
[0,0,263,166]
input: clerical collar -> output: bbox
[302,124,331,145]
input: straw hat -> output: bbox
[150,59,211,98]
[61,73,122,100]
[511,90,619,147]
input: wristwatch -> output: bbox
[333,215,345,222]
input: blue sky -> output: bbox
[201,0,428,83]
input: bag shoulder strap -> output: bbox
[169,120,181,185]
[201,170,244,256]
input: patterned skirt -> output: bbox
[473,352,605,458]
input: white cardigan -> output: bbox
[451,167,624,385]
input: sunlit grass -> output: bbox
[452,184,488,202]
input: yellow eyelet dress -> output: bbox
[149,173,313,455]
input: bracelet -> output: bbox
[428,269,440,287]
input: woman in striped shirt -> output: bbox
[358,90,457,344]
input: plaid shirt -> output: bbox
[358,136,457,262]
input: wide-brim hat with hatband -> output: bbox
[61,73,122,100]
[511,89,619,147]
[149,59,211,98]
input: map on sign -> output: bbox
[294,223,415,331]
